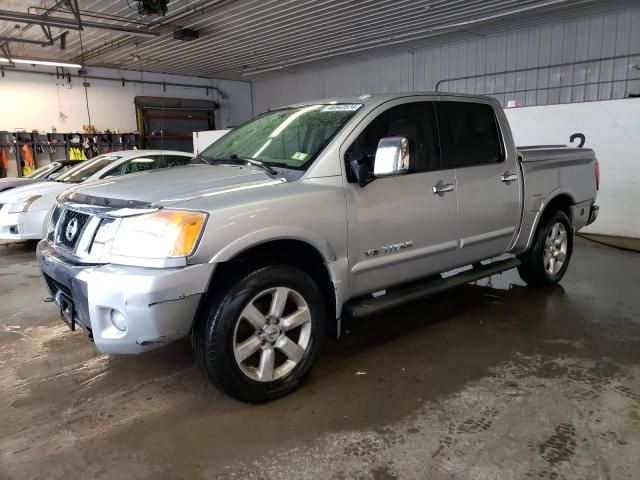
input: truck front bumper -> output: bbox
[37,240,214,354]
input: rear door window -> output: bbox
[104,155,163,177]
[161,155,193,168]
[435,101,504,168]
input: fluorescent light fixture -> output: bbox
[0,57,81,68]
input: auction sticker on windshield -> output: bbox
[291,152,309,161]
[321,104,362,112]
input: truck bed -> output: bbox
[509,144,598,254]
[518,145,596,164]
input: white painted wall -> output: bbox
[193,129,229,154]
[0,66,252,133]
[506,98,640,238]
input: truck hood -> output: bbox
[71,165,283,207]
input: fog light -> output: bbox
[110,310,127,331]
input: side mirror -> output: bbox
[350,155,375,188]
[373,137,410,177]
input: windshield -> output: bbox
[26,162,61,179]
[56,155,119,183]
[200,103,363,170]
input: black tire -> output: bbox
[517,210,573,287]
[192,264,326,403]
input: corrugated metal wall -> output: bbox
[253,6,640,112]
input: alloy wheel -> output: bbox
[232,287,312,382]
[543,222,568,275]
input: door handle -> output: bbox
[501,172,518,184]
[432,181,455,196]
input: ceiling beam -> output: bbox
[0,43,14,66]
[64,0,82,31]
[0,9,159,37]
[40,24,53,42]
[0,36,53,47]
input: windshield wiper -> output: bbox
[202,154,279,175]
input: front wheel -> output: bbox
[192,264,325,403]
[517,210,574,286]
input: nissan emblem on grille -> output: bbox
[65,218,79,243]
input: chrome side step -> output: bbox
[343,258,521,320]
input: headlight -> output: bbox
[45,204,63,237]
[108,210,207,259]
[8,195,42,213]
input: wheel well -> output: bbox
[541,194,574,224]
[212,240,338,336]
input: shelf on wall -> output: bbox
[146,112,209,120]
[145,135,192,140]
[0,131,141,176]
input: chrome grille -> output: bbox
[56,208,91,250]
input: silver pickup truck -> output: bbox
[37,93,599,402]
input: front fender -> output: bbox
[208,226,338,263]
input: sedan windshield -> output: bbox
[200,103,363,170]
[56,155,119,183]
[26,162,61,179]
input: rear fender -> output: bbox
[509,188,574,254]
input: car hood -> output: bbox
[69,165,283,207]
[0,181,70,204]
[0,177,41,192]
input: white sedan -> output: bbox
[0,150,194,241]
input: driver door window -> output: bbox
[346,102,441,177]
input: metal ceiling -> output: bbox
[0,0,637,80]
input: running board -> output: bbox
[343,258,521,320]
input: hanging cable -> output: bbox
[77,28,92,127]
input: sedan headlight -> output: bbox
[8,195,42,213]
[108,210,207,259]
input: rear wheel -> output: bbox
[193,264,325,403]
[517,210,573,286]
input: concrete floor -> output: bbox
[1,237,639,480]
